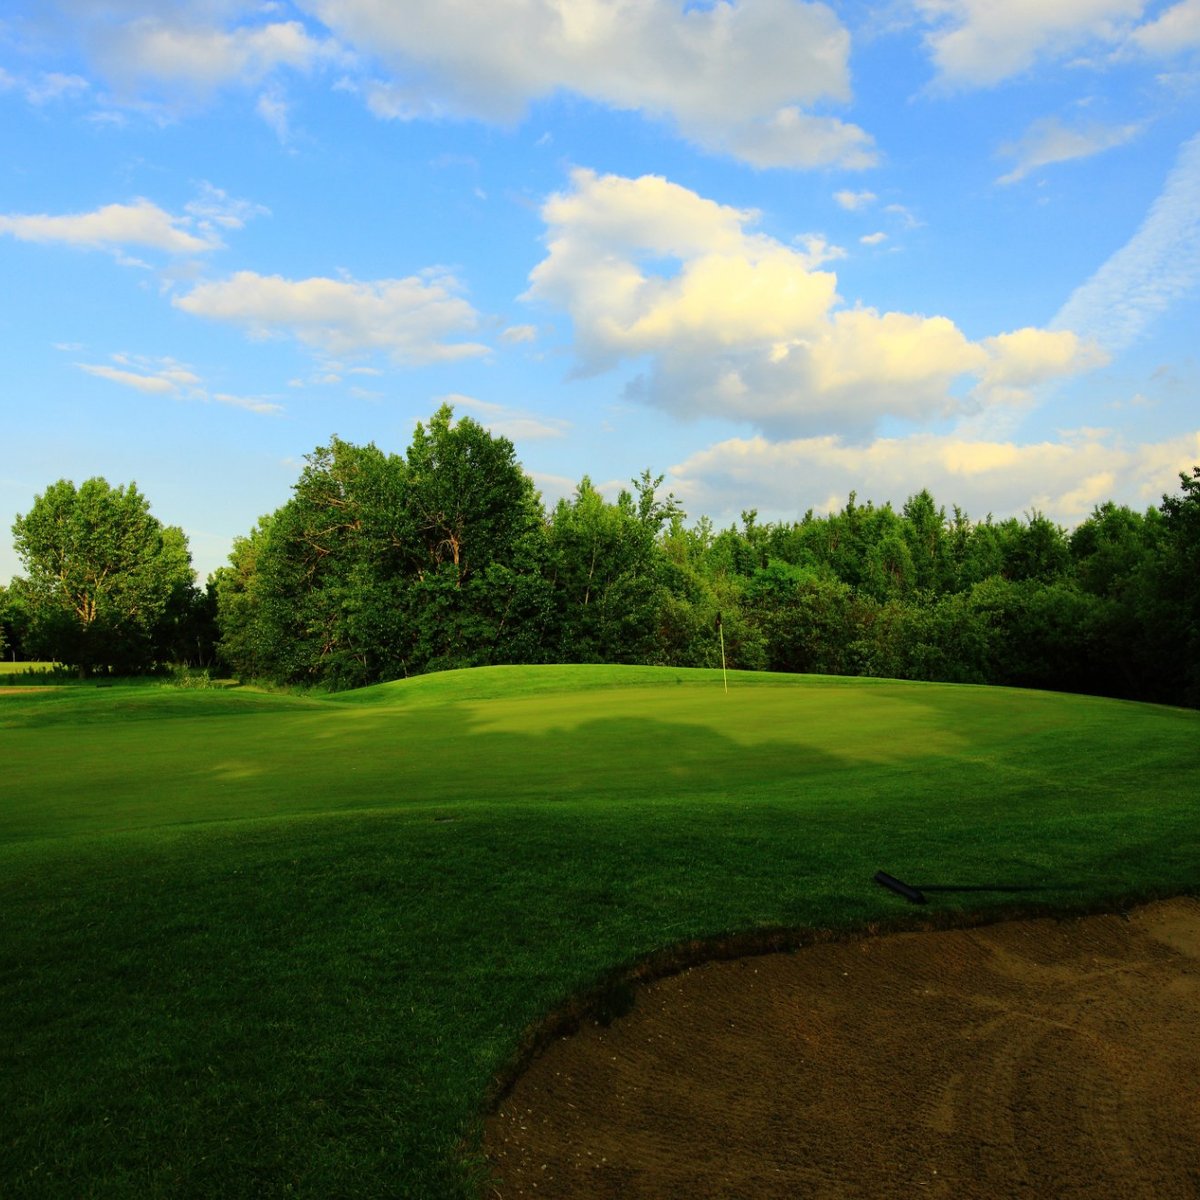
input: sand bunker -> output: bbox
[486,897,1200,1198]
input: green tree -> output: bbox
[216,409,552,687]
[900,489,952,593]
[547,474,677,663]
[745,561,855,674]
[12,478,195,674]
[228,439,414,687]
[403,405,551,670]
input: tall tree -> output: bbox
[11,478,195,674]
[548,476,675,663]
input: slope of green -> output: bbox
[2,666,1198,1197]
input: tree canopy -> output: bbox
[11,477,196,674]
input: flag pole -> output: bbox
[716,611,727,694]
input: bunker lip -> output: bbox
[483,894,1200,1199]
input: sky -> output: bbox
[2,0,1199,586]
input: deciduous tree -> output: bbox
[12,478,194,674]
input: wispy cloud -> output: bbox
[184,183,270,231]
[77,355,200,394]
[1053,131,1200,352]
[500,324,538,344]
[834,189,876,211]
[441,393,570,441]
[75,354,282,415]
[997,116,1142,184]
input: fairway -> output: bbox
[2,666,1198,1198]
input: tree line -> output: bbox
[5,403,1199,708]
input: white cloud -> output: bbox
[916,0,1144,88]
[834,189,877,211]
[526,169,1102,437]
[981,328,1108,386]
[93,16,337,97]
[1053,130,1200,352]
[255,88,292,141]
[76,352,282,414]
[669,426,1200,528]
[24,72,90,105]
[0,67,89,105]
[442,393,570,441]
[501,323,539,344]
[860,231,888,245]
[174,269,489,363]
[307,0,875,168]
[77,354,201,395]
[997,116,1142,183]
[1129,0,1200,55]
[184,182,270,231]
[884,203,922,229]
[0,198,220,255]
[78,363,179,393]
[714,106,876,170]
[792,233,847,269]
[212,392,285,415]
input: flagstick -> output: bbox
[719,622,728,694]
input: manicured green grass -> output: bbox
[3,666,1198,1197]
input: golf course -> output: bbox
[3,665,1198,1197]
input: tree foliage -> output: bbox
[204,427,1200,707]
[11,478,195,674]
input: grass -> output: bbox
[2,665,1198,1197]
[0,661,61,681]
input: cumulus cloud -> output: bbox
[174,269,489,363]
[916,0,1144,87]
[0,198,220,255]
[1053,130,1200,352]
[997,116,1142,183]
[981,327,1109,386]
[526,169,1102,437]
[306,0,875,168]
[26,1,873,166]
[668,426,1200,528]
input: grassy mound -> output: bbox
[3,666,1197,1197]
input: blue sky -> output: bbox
[2,0,1199,585]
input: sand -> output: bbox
[485,897,1200,1199]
